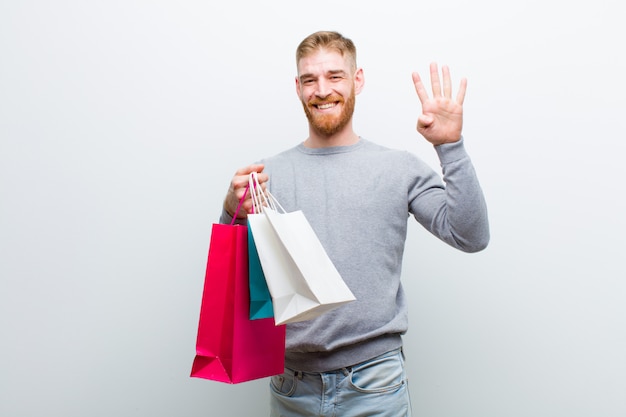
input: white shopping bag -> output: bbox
[246,172,356,325]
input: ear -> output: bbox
[295,76,302,98]
[353,68,365,95]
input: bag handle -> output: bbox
[230,183,250,225]
[249,172,270,214]
[249,172,285,214]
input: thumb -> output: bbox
[417,114,433,129]
[253,163,265,173]
[244,163,265,175]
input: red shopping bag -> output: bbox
[191,186,286,383]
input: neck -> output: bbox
[303,125,359,149]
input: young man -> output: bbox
[220,31,489,417]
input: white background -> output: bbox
[1,1,624,416]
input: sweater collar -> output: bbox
[296,137,366,155]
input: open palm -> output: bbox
[412,63,466,145]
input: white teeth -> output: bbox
[317,103,336,110]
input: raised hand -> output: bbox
[412,63,466,145]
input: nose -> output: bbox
[315,78,332,98]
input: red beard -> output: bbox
[301,89,356,137]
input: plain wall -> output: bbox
[1,1,624,416]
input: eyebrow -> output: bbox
[299,69,348,82]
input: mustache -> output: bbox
[308,95,343,106]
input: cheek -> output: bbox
[299,90,316,104]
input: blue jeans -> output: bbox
[269,348,412,417]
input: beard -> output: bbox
[301,88,356,137]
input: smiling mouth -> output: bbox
[315,102,338,110]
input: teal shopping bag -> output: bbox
[248,221,274,320]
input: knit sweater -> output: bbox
[220,137,489,372]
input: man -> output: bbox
[220,31,489,417]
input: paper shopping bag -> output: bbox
[247,172,356,325]
[248,222,274,320]
[190,190,286,383]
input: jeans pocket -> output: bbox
[270,370,298,397]
[348,350,406,393]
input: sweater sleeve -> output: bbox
[409,137,490,253]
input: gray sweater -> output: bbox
[221,137,489,372]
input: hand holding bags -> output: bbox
[190,185,286,384]
[246,172,356,325]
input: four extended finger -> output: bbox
[430,62,441,97]
[412,72,430,104]
[456,77,467,105]
[442,65,452,98]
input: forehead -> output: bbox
[297,48,351,76]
